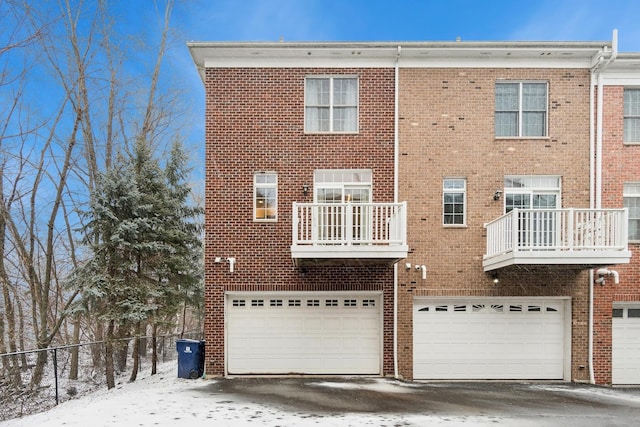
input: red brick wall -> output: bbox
[203,67,396,376]
[397,68,593,381]
[594,85,640,385]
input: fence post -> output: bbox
[52,348,59,405]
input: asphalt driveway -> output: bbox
[196,377,640,426]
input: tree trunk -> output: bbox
[129,323,140,382]
[151,322,158,375]
[114,323,130,372]
[69,314,80,380]
[91,319,104,369]
[105,319,115,389]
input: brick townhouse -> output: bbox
[593,51,640,385]
[188,36,635,384]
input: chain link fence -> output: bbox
[0,331,202,422]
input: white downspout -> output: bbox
[589,29,618,385]
[393,45,401,379]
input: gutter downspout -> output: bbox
[589,29,618,385]
[393,45,401,379]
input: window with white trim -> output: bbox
[443,178,466,226]
[495,82,547,137]
[503,176,561,213]
[624,89,640,143]
[624,183,640,241]
[504,176,561,248]
[305,77,358,133]
[254,173,277,221]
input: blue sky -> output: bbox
[5,0,640,191]
[155,0,640,176]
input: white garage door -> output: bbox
[226,292,382,375]
[413,298,567,380]
[612,304,640,385]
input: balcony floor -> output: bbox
[483,249,632,271]
[291,244,409,267]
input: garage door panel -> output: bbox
[414,298,566,380]
[612,305,640,384]
[227,293,381,375]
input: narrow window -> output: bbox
[254,173,277,221]
[443,178,466,226]
[305,77,358,133]
[624,183,640,241]
[495,82,547,137]
[624,89,640,143]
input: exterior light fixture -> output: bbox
[302,184,309,197]
[493,190,502,201]
[491,272,499,285]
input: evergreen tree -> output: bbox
[73,139,203,388]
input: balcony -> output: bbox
[484,208,631,271]
[291,202,408,266]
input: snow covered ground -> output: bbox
[2,362,640,427]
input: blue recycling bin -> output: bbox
[176,339,205,379]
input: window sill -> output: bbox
[623,142,640,146]
[495,136,550,141]
[254,219,277,223]
[443,224,467,229]
[304,131,359,135]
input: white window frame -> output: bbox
[254,173,277,222]
[305,76,359,134]
[495,81,548,138]
[443,178,466,227]
[503,176,561,213]
[624,183,640,242]
[624,88,640,144]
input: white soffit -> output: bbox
[187,41,609,79]
[600,55,640,85]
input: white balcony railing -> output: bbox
[484,208,631,270]
[293,202,407,247]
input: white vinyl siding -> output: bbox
[624,89,640,143]
[305,77,358,133]
[495,82,547,137]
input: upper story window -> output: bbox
[624,89,640,144]
[504,176,560,213]
[495,82,547,137]
[443,178,466,226]
[624,183,640,241]
[305,77,358,133]
[254,173,277,221]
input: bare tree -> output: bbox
[1,0,197,390]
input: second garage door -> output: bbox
[612,303,640,385]
[413,298,568,380]
[227,292,382,375]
